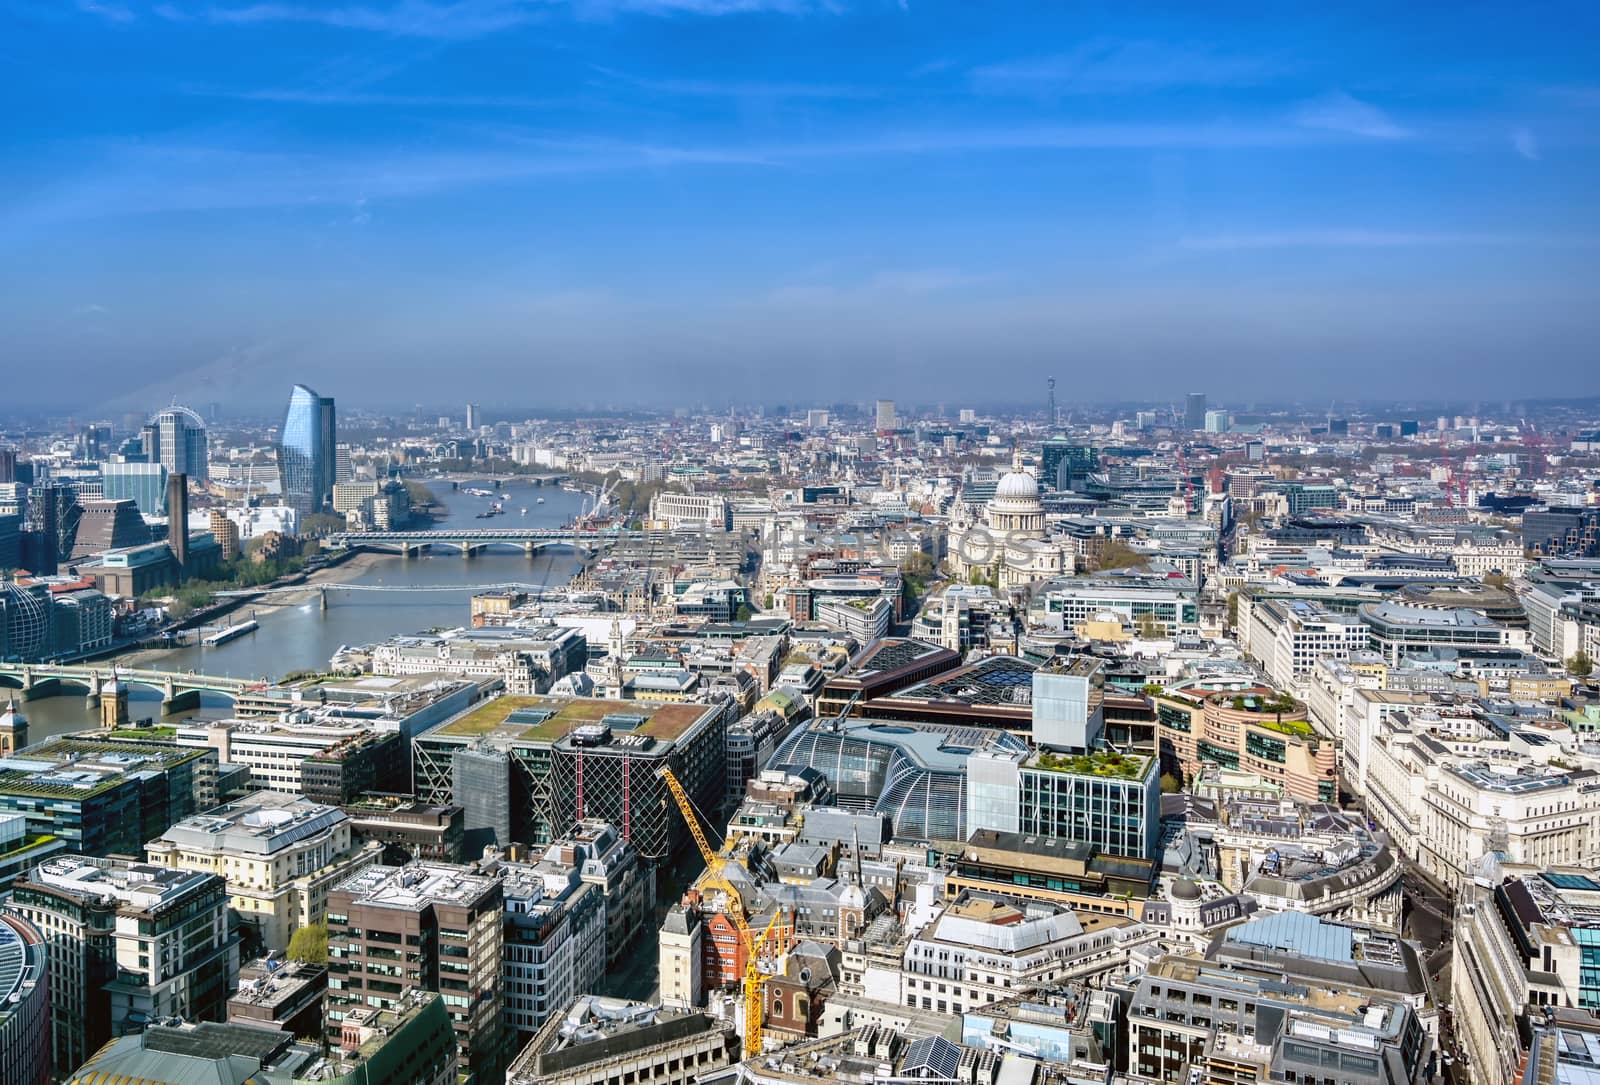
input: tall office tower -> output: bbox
[0,450,16,484]
[148,406,209,482]
[465,403,481,431]
[1185,392,1207,431]
[279,384,332,515]
[334,442,353,485]
[325,864,504,1085]
[318,395,338,507]
[208,508,239,560]
[875,399,896,433]
[167,473,189,574]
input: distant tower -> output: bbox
[167,472,189,576]
[101,672,129,729]
[0,697,28,756]
[466,404,481,432]
[1047,376,1056,428]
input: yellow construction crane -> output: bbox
[659,766,783,1056]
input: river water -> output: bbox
[24,479,592,741]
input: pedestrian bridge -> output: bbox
[323,527,646,557]
[0,663,294,715]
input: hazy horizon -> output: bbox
[5,1,1599,410]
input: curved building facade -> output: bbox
[278,385,335,515]
[773,720,1026,841]
[149,405,209,482]
[0,912,50,1085]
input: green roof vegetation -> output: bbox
[0,834,57,861]
[435,695,709,743]
[1254,716,1315,738]
[107,726,178,741]
[1033,748,1151,780]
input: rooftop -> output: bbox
[157,791,346,855]
[432,694,711,744]
[332,861,499,910]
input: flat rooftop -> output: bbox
[431,695,712,744]
[333,862,499,909]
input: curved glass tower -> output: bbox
[278,384,329,514]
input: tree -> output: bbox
[1160,772,1183,794]
[1135,613,1167,639]
[1569,651,1595,678]
[1227,591,1241,629]
[1482,571,1511,589]
[1093,540,1148,572]
[734,603,754,622]
[287,923,328,965]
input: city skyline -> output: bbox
[4,2,1599,408]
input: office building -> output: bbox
[1245,598,1371,690]
[466,403,481,431]
[341,797,466,863]
[1153,689,1337,803]
[0,449,14,484]
[174,716,406,798]
[876,399,896,433]
[372,626,588,695]
[147,405,210,482]
[648,490,733,531]
[326,863,504,1085]
[1359,601,1527,664]
[0,737,211,856]
[227,956,328,1037]
[279,383,335,514]
[101,461,168,517]
[1204,408,1230,433]
[1185,391,1207,430]
[0,912,48,1085]
[146,791,384,953]
[1127,954,1427,1085]
[1040,440,1099,491]
[508,996,737,1085]
[13,857,237,1061]
[1030,571,1201,637]
[501,860,606,1045]
[414,695,729,862]
[0,580,52,662]
[966,745,1161,861]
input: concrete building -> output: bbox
[13,857,238,1063]
[173,716,406,797]
[1245,597,1371,691]
[1152,690,1338,803]
[146,791,384,953]
[1126,954,1428,1085]
[1359,601,1528,664]
[506,996,739,1085]
[649,490,733,531]
[325,862,504,1084]
[372,625,587,695]
[227,957,328,1038]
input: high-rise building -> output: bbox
[147,406,209,483]
[1185,392,1207,431]
[208,508,239,560]
[0,450,16,484]
[335,441,353,485]
[466,404,481,431]
[1204,408,1231,433]
[876,399,896,433]
[325,863,504,1085]
[101,461,167,517]
[279,384,333,515]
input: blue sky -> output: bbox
[3,0,1598,411]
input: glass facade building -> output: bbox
[278,384,335,514]
[101,461,167,517]
[148,406,209,482]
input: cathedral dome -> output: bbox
[994,472,1040,503]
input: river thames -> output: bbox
[23,479,591,741]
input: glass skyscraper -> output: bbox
[101,462,168,517]
[146,406,209,482]
[278,384,335,514]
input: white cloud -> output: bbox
[1294,91,1411,140]
[1179,229,1543,250]
[1512,127,1539,161]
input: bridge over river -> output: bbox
[0,663,295,715]
[323,527,648,558]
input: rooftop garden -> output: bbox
[0,834,57,860]
[107,726,179,741]
[1034,748,1150,780]
[1253,716,1315,738]
[1223,692,1303,715]
[436,695,708,742]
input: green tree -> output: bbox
[1569,651,1595,678]
[1227,591,1241,629]
[734,603,754,622]
[287,923,328,964]
[1135,613,1167,639]
[1093,540,1149,572]
[1160,772,1183,794]
[1482,571,1511,589]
